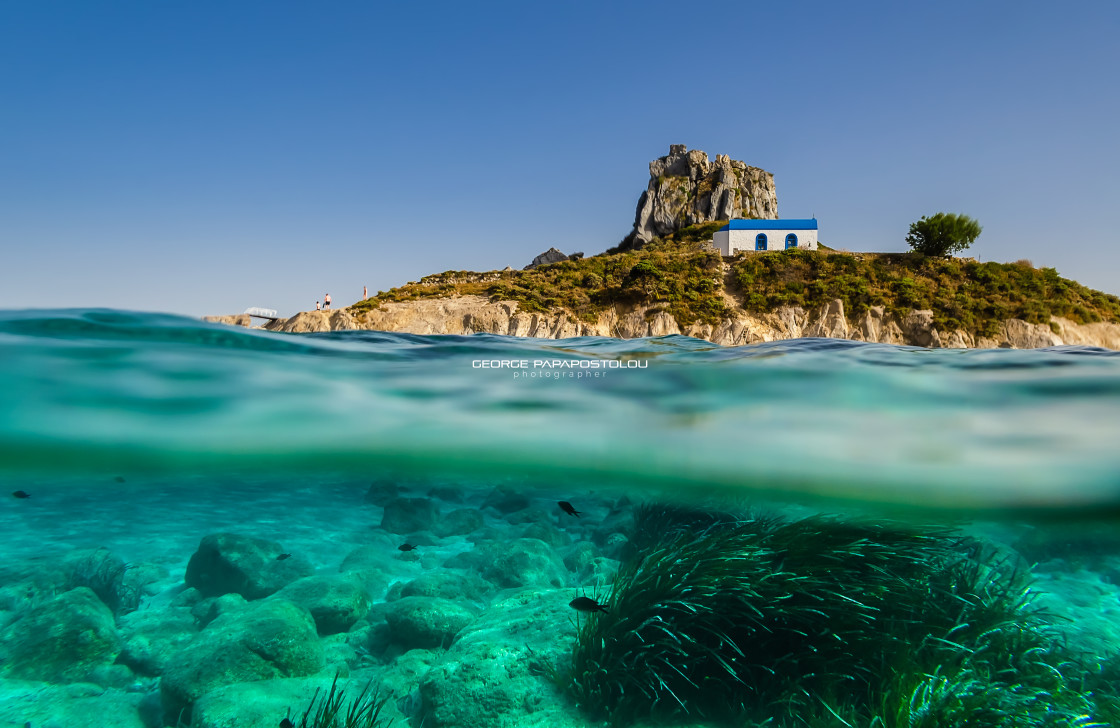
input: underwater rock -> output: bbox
[445,538,568,589]
[269,573,372,635]
[185,532,314,599]
[383,596,478,649]
[0,680,148,728]
[192,675,408,728]
[191,592,249,628]
[433,507,486,537]
[600,532,630,560]
[503,506,552,526]
[465,525,505,544]
[125,561,169,596]
[364,479,401,505]
[0,586,122,683]
[395,571,496,604]
[481,486,531,514]
[380,497,440,534]
[337,546,394,597]
[521,521,572,548]
[170,586,204,607]
[86,662,138,690]
[427,484,465,502]
[418,588,580,728]
[376,648,440,718]
[118,607,199,676]
[159,598,325,724]
[562,541,600,574]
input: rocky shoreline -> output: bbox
[250,294,1120,350]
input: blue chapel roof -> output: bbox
[718,218,818,231]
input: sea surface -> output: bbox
[2,309,1120,728]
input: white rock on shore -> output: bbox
[254,294,1120,350]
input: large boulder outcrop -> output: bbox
[444,538,568,589]
[118,607,199,676]
[185,533,314,600]
[624,144,778,248]
[268,574,372,635]
[0,682,148,728]
[201,314,252,327]
[383,596,478,649]
[0,587,122,683]
[159,598,325,723]
[524,248,570,269]
[417,588,583,728]
[381,497,440,534]
[264,309,357,333]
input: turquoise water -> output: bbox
[2,309,1120,727]
[4,309,1120,509]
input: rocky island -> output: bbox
[243,146,1120,350]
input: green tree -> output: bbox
[905,213,982,257]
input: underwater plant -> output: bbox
[66,547,139,616]
[564,514,1110,726]
[288,674,393,728]
[626,500,767,558]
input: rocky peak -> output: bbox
[624,145,778,249]
[524,248,569,269]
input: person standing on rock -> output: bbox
[324,293,331,310]
[363,285,367,300]
[316,301,321,311]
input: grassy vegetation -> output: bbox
[733,248,1120,338]
[287,674,392,728]
[560,510,1113,727]
[348,222,1120,338]
[350,222,729,328]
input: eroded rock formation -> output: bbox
[254,295,1120,350]
[524,248,569,269]
[625,144,778,249]
[202,314,252,327]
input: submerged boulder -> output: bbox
[269,573,372,635]
[192,676,408,728]
[384,597,478,650]
[381,497,440,534]
[418,588,580,728]
[159,598,324,724]
[118,607,199,676]
[0,682,148,728]
[433,508,486,537]
[185,532,313,599]
[0,587,122,683]
[445,538,567,589]
[395,571,495,604]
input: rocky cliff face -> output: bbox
[259,296,1120,350]
[202,314,252,327]
[625,145,778,249]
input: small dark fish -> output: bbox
[276,553,291,561]
[569,596,608,613]
[398,543,417,552]
[114,476,126,483]
[280,719,294,728]
[12,491,30,499]
[558,501,581,517]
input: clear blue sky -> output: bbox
[1,1,1117,318]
